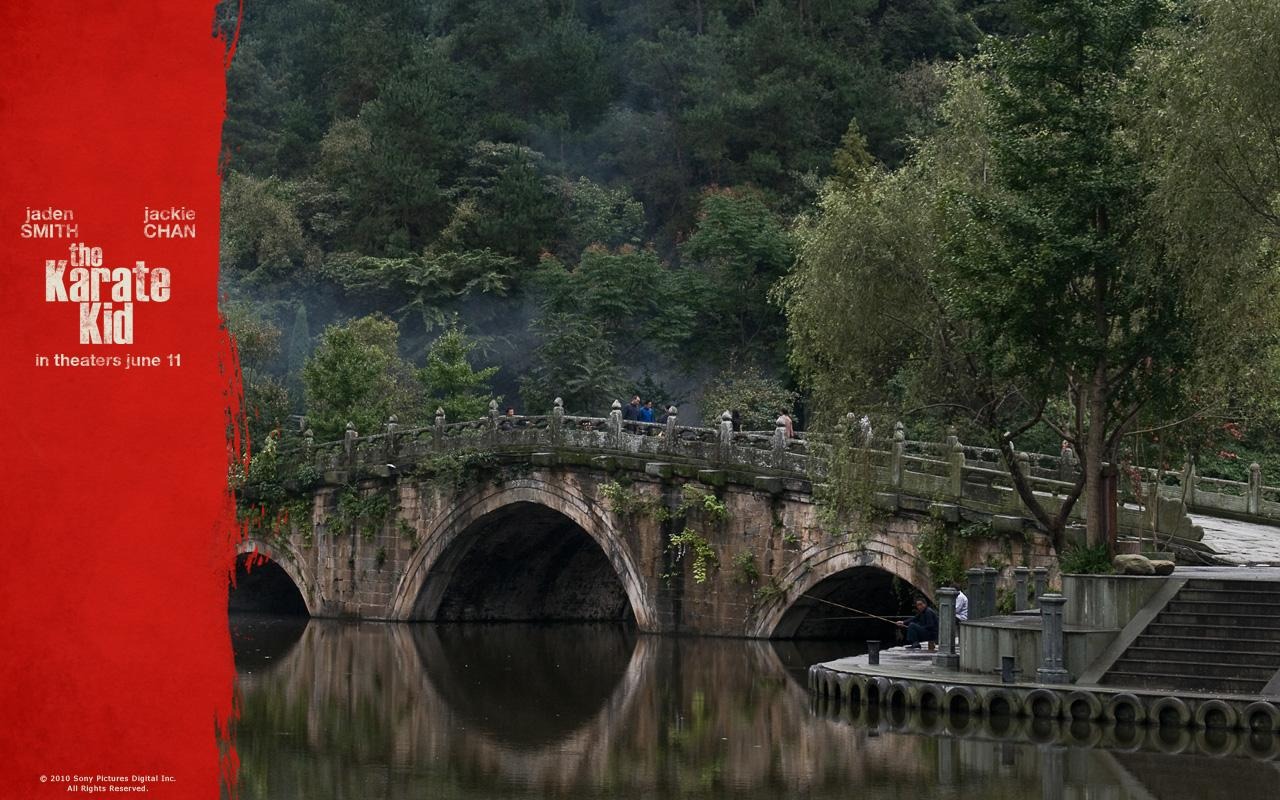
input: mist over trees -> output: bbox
[221,0,998,430]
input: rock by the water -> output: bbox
[1112,554,1156,575]
[1149,559,1176,575]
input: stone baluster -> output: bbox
[1005,451,1030,513]
[343,421,358,463]
[982,566,999,617]
[948,428,964,500]
[664,406,678,453]
[772,416,788,469]
[1058,446,1077,482]
[1031,567,1048,607]
[1249,462,1262,515]
[1036,594,1070,684]
[966,567,986,619]
[934,587,959,669]
[1013,566,1030,612]
[551,397,565,445]
[890,422,905,489]
[384,414,399,460]
[608,399,622,449]
[303,427,314,454]
[718,411,733,463]
[433,407,445,448]
[487,399,499,440]
[1180,454,1197,506]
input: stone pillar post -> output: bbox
[983,566,999,617]
[772,416,788,469]
[1013,566,1030,612]
[1249,462,1262,515]
[934,587,959,669]
[303,427,314,454]
[1006,451,1030,513]
[551,397,564,446]
[948,427,964,500]
[487,399,499,442]
[1181,454,1197,507]
[384,414,399,459]
[663,406,678,453]
[1036,593,1070,684]
[890,422,905,489]
[1032,567,1048,607]
[718,411,733,462]
[433,407,445,449]
[343,421,358,463]
[966,567,986,619]
[1058,446,1076,482]
[608,399,622,449]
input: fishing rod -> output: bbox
[804,614,914,622]
[798,593,907,625]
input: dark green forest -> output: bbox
[221,0,1011,427]
[223,0,1280,546]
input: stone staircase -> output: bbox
[1102,578,1280,694]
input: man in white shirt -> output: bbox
[955,589,969,621]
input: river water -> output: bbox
[230,615,1279,799]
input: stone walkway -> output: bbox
[1190,514,1280,565]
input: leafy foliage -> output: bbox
[698,365,797,431]
[302,314,418,440]
[418,323,499,421]
[1059,542,1114,575]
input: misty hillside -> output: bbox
[220,0,1011,434]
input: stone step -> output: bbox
[1176,587,1280,603]
[1134,634,1280,654]
[1164,599,1280,615]
[1110,657,1277,680]
[1144,622,1280,642]
[1155,611,1280,629]
[1123,646,1280,668]
[1100,670,1268,694]
[1183,579,1280,594]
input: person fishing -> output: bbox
[896,597,938,650]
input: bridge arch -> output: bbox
[752,538,932,639]
[232,538,314,616]
[388,477,658,629]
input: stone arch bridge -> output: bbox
[232,402,1270,638]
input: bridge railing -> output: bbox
[263,400,1280,527]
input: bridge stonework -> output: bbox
[238,409,1059,636]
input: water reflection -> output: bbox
[231,617,1279,799]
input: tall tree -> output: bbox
[302,314,418,439]
[785,1,1280,553]
[418,323,500,421]
[942,0,1174,547]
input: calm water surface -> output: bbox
[230,615,1280,799]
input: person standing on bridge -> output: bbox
[623,395,641,422]
[639,400,656,423]
[778,409,794,439]
[897,597,938,650]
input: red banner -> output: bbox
[0,3,236,798]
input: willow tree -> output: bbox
[783,0,1280,552]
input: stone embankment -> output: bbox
[809,568,1280,733]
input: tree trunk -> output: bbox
[1083,365,1109,548]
